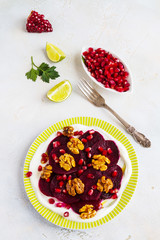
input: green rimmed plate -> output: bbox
[24,117,138,229]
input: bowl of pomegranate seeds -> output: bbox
[81,47,132,93]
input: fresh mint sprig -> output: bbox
[25,56,60,83]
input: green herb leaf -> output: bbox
[45,67,60,79]
[41,72,50,83]
[25,68,38,82]
[81,55,85,64]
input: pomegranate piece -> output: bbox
[87,135,93,140]
[85,147,91,152]
[46,178,50,182]
[112,170,118,177]
[88,189,94,196]
[78,159,84,165]
[38,165,42,171]
[64,211,69,217]
[56,203,63,207]
[26,10,53,33]
[48,198,55,204]
[81,138,87,143]
[26,171,32,177]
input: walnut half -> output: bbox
[92,154,110,171]
[67,138,84,154]
[63,126,74,137]
[97,176,113,193]
[66,178,84,196]
[79,204,96,219]
[59,153,75,171]
[41,165,52,179]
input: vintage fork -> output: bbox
[78,78,151,147]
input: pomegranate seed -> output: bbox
[78,159,84,165]
[48,198,55,204]
[59,181,64,188]
[52,153,57,160]
[88,47,93,52]
[74,131,80,136]
[87,163,92,167]
[78,170,83,176]
[83,51,88,56]
[89,130,95,134]
[78,131,83,135]
[65,204,71,209]
[81,138,87,143]
[64,211,69,217]
[102,150,107,156]
[85,147,91,152]
[56,203,63,207]
[41,157,47,164]
[26,171,32,177]
[46,178,50,182]
[87,173,94,179]
[42,153,47,158]
[56,175,63,181]
[111,193,118,199]
[62,174,67,181]
[82,166,87,170]
[98,146,104,152]
[107,148,112,154]
[97,203,102,210]
[59,149,66,154]
[87,135,93,140]
[112,170,118,177]
[92,185,97,190]
[68,175,72,180]
[38,165,42,171]
[88,152,92,158]
[88,189,94,196]
[55,188,61,193]
[53,141,60,148]
[57,131,63,136]
[110,189,118,194]
[63,189,67,194]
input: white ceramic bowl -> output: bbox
[81,46,132,94]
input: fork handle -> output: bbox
[103,104,151,148]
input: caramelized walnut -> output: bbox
[66,178,84,196]
[79,204,96,219]
[92,154,110,171]
[97,176,113,193]
[41,165,52,179]
[59,153,75,171]
[67,138,84,154]
[63,126,74,137]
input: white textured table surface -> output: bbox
[1,0,160,239]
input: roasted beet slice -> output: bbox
[101,165,123,199]
[39,178,53,197]
[47,135,69,155]
[71,199,102,214]
[105,140,120,166]
[50,174,80,204]
[79,168,102,201]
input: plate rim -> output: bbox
[23,116,138,229]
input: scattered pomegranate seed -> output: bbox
[78,170,83,176]
[112,170,118,177]
[102,150,107,156]
[88,189,94,196]
[26,10,53,33]
[41,157,47,164]
[48,198,55,204]
[59,181,64,188]
[42,153,47,158]
[89,130,95,134]
[55,188,61,193]
[85,147,91,152]
[92,185,97,190]
[81,138,87,143]
[56,203,63,207]
[56,175,63,181]
[78,159,84,165]
[38,165,42,171]
[68,175,72,180]
[107,148,112,154]
[74,131,80,136]
[53,141,60,148]
[98,146,104,152]
[78,131,84,135]
[62,174,67,181]
[111,193,118,199]
[88,152,92,158]
[63,189,67,194]
[46,178,50,182]
[97,203,102,210]
[55,159,59,163]
[59,149,66,154]
[87,173,94,179]
[52,153,57,160]
[64,211,69,217]
[87,163,92,167]
[57,131,63,136]
[110,189,118,194]
[65,204,71,209]
[82,166,87,170]
[87,135,93,140]
[26,171,32,177]
[82,48,130,92]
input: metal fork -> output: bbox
[78,78,151,147]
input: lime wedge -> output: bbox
[47,80,72,102]
[46,42,66,62]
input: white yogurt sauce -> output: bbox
[29,124,132,222]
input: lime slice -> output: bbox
[47,80,72,102]
[46,42,66,62]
